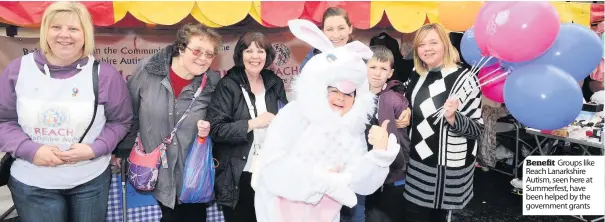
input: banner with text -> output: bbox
[0,30,401,95]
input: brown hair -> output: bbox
[233,32,276,69]
[412,23,460,75]
[370,45,395,69]
[313,7,354,55]
[172,23,222,57]
[321,7,352,29]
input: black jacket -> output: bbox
[207,66,288,208]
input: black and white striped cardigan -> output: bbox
[402,66,484,210]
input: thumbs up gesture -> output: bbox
[368,120,390,151]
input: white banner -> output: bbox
[0,30,402,94]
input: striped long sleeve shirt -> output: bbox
[403,66,484,210]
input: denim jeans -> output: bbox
[8,167,111,222]
[340,194,366,222]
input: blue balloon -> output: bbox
[501,60,527,72]
[504,64,583,130]
[502,23,603,81]
[460,27,498,67]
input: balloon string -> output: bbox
[449,69,471,98]
[429,55,497,123]
[475,71,509,89]
[470,57,485,74]
[430,68,474,120]
[477,66,503,82]
[452,55,495,100]
[432,70,509,124]
[474,56,494,75]
[470,56,493,76]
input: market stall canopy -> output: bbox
[0,1,601,32]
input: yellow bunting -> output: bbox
[136,1,194,25]
[370,1,387,28]
[551,2,572,23]
[191,5,222,28]
[424,1,440,24]
[384,2,430,33]
[249,1,263,25]
[113,1,129,23]
[128,2,155,24]
[568,3,591,27]
[438,1,483,32]
[197,1,252,26]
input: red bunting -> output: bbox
[81,2,115,26]
[0,1,51,25]
[0,1,117,27]
[591,3,603,23]
[260,1,305,27]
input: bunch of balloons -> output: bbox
[460,2,604,130]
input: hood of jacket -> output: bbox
[143,44,178,77]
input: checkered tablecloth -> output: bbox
[107,174,225,222]
[207,203,225,222]
[106,174,162,222]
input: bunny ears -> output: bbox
[288,19,373,60]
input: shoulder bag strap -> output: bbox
[164,74,208,144]
[241,86,257,118]
[79,61,99,143]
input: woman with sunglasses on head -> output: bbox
[207,32,288,222]
[115,23,222,222]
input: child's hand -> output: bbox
[368,120,390,150]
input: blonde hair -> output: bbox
[412,23,460,75]
[39,2,95,57]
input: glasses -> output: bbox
[186,47,216,59]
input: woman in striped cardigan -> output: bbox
[402,23,484,222]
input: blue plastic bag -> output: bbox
[179,136,215,203]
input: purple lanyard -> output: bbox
[164,74,208,144]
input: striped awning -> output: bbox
[0,1,601,32]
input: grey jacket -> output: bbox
[117,45,220,208]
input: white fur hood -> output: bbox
[287,19,376,133]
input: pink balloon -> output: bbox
[478,63,507,103]
[485,2,560,62]
[473,2,504,56]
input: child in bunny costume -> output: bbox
[252,19,401,222]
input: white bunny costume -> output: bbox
[253,19,400,222]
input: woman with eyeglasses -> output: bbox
[207,32,288,222]
[115,23,222,222]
